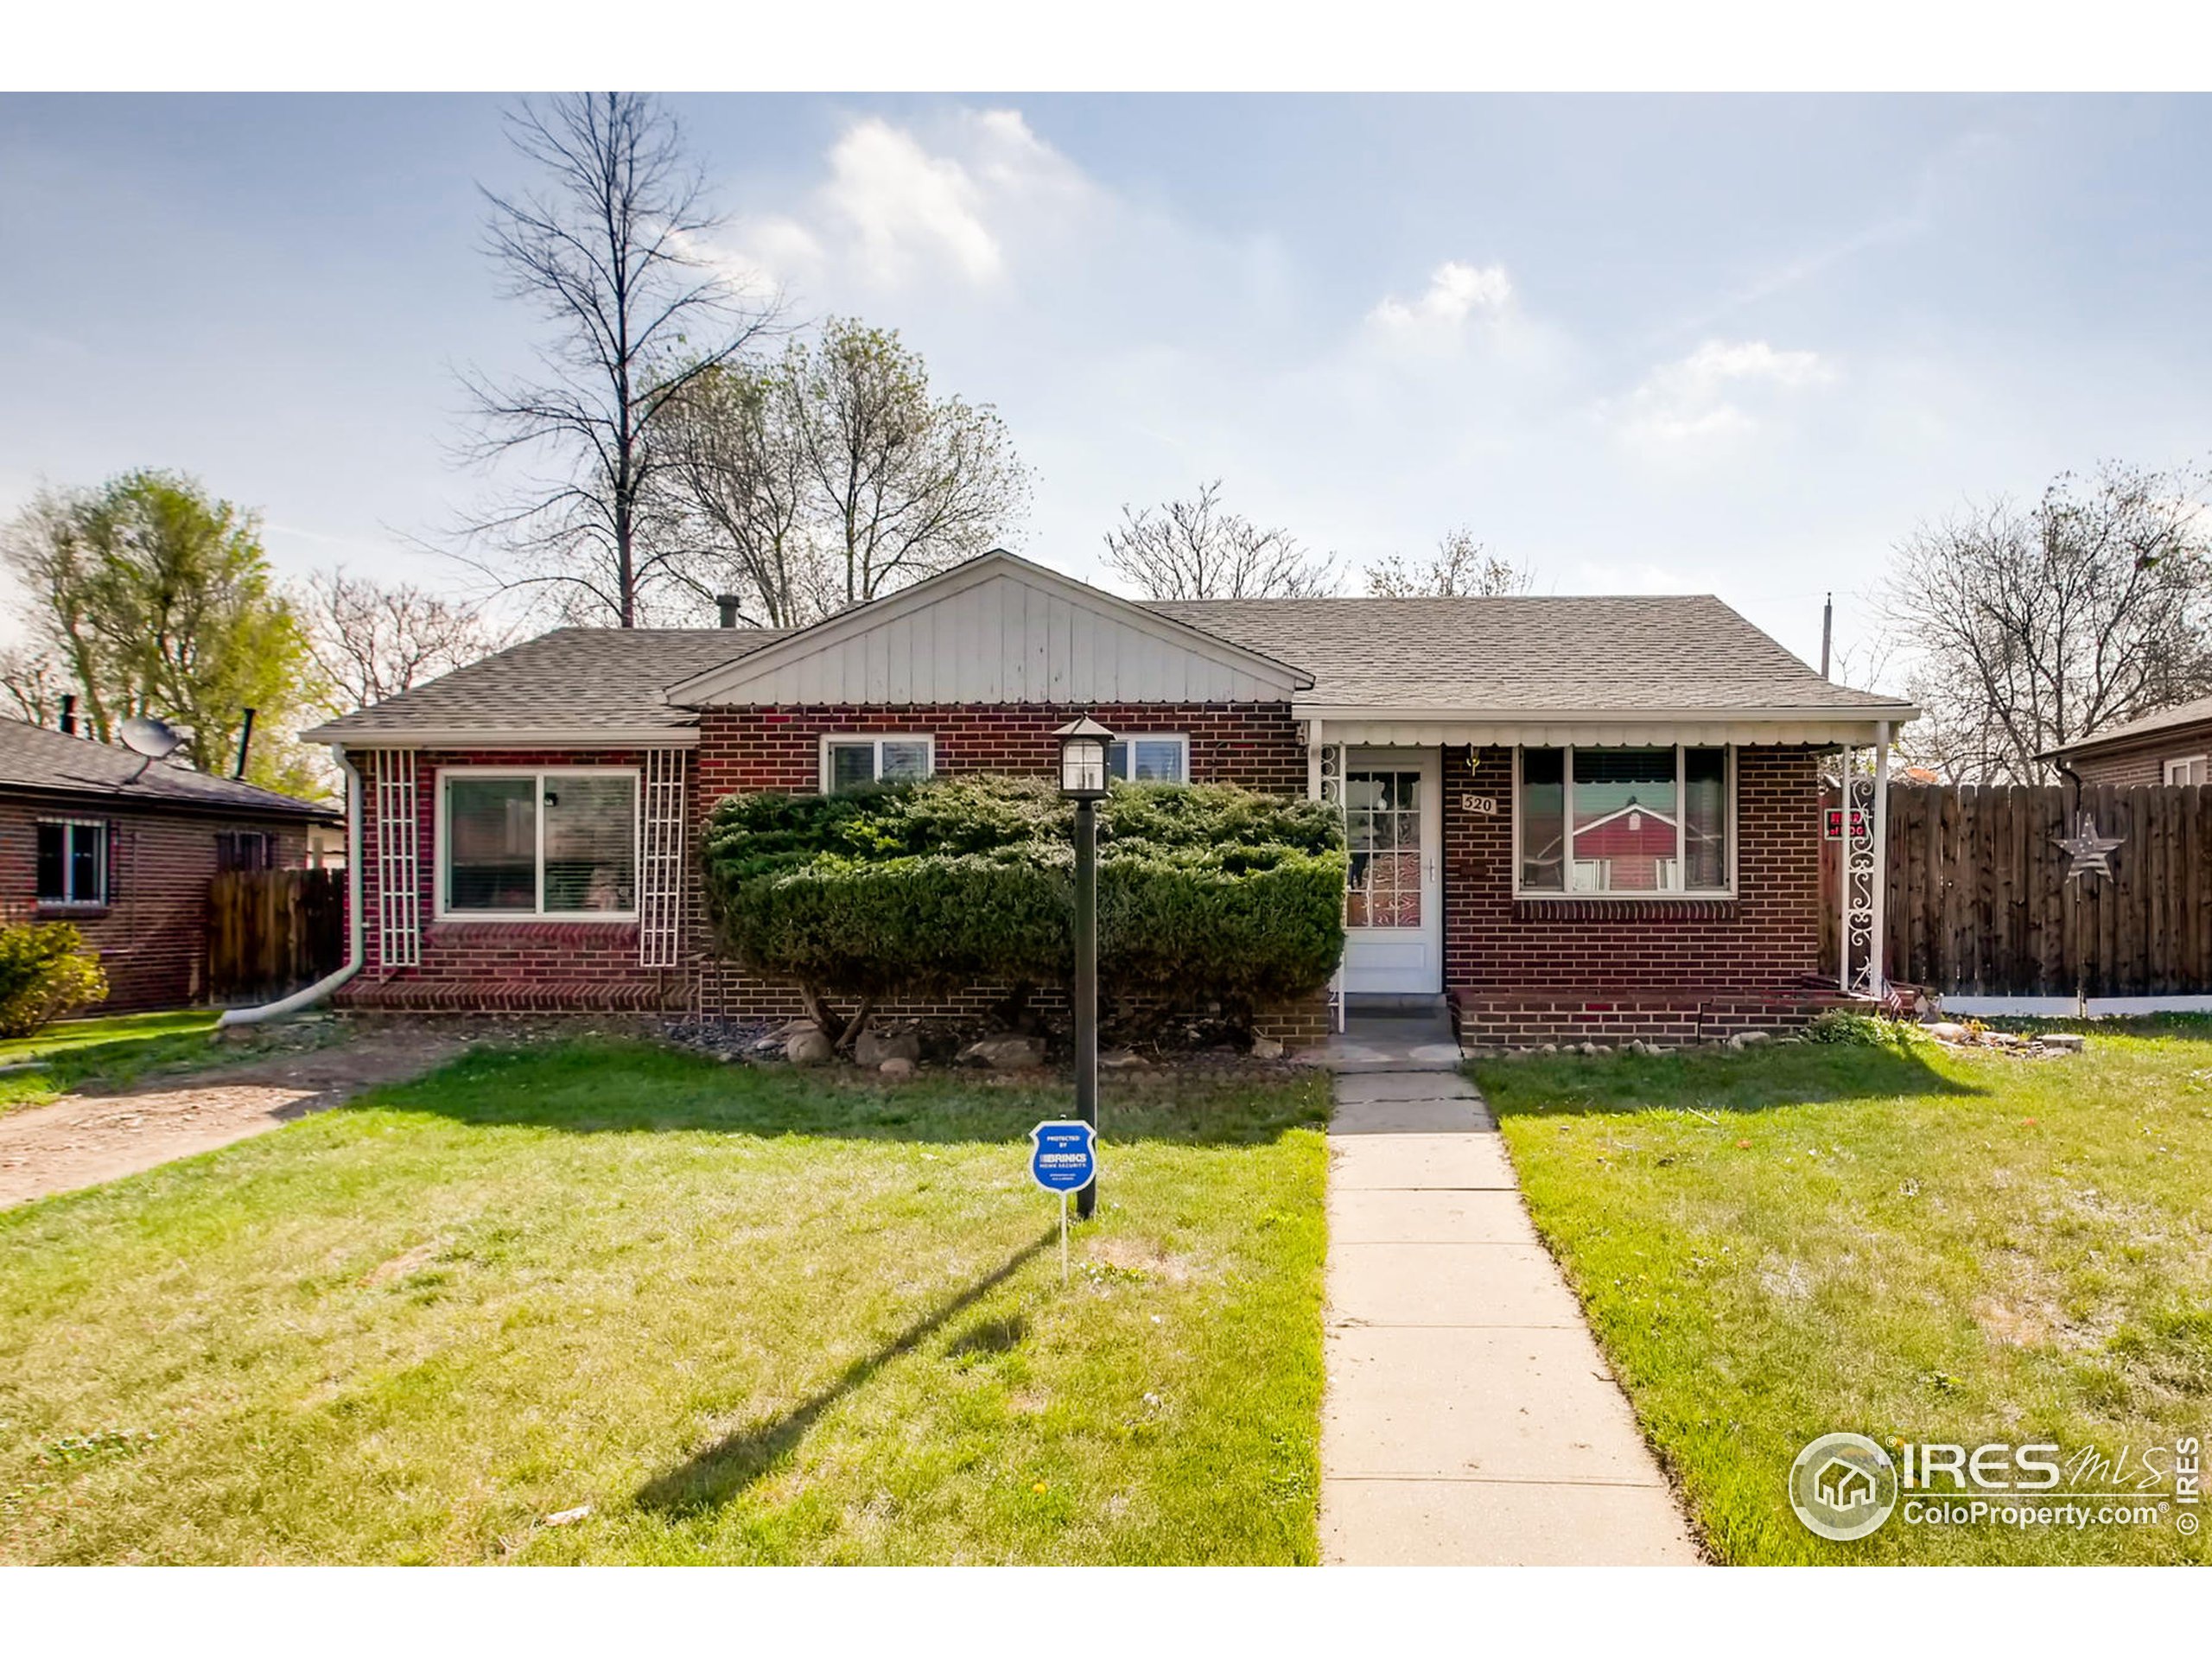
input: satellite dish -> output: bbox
[119,715,184,760]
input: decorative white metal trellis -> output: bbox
[368,749,420,969]
[1837,734,1891,1000]
[639,748,687,969]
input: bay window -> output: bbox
[440,768,638,919]
[1516,745,1733,897]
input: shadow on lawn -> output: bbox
[1473,1041,1988,1120]
[369,1040,1326,1149]
[634,1228,1057,1517]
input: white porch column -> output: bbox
[1306,720,1349,1033]
[1869,721,1891,1001]
[1837,742,1852,993]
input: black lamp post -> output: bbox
[1055,715,1113,1222]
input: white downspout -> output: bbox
[216,746,365,1027]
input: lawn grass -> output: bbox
[0,1041,1328,1564]
[0,1009,223,1116]
[1474,1027,2212,1564]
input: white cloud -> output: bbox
[722,108,1096,295]
[1609,338,1838,447]
[1367,260,1516,336]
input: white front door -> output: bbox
[1341,749,1443,995]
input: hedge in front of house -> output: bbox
[699,774,1347,1019]
[0,921,110,1039]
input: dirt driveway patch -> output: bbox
[0,1023,471,1209]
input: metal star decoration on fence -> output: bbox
[2054,814,2124,880]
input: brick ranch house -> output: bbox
[2050,694,2212,789]
[1,714,340,1011]
[299,550,1917,1046]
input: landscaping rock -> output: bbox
[1537,1043,1558,1054]
[1249,1034,1284,1061]
[1738,1031,1771,1047]
[785,1027,834,1066]
[1925,1021,1973,1043]
[1099,1049,1150,1069]
[959,1034,1046,1070]
[878,1057,916,1080]
[854,1027,921,1067]
[2039,1033,2087,1052]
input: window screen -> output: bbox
[542,774,637,913]
[446,777,538,912]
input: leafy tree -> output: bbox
[1103,479,1335,600]
[788,319,1031,607]
[1364,527,1532,596]
[461,92,780,626]
[656,320,1031,622]
[1,471,320,792]
[654,360,830,627]
[1885,461,2212,783]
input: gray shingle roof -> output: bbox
[2052,692,2212,758]
[0,716,339,820]
[1144,594,1909,714]
[299,594,1910,741]
[299,627,788,742]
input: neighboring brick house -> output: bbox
[1,715,341,1012]
[2050,695,2212,790]
[302,550,1916,1046]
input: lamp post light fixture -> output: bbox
[1055,715,1114,1220]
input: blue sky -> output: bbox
[3,92,2209,677]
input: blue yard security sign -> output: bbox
[1031,1120,1097,1281]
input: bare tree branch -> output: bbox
[1885,460,2212,783]
[457,92,784,627]
[1102,480,1335,600]
[302,570,517,714]
[1363,527,1532,596]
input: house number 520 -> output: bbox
[1460,795,1499,816]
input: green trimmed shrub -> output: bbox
[700,774,1347,1033]
[0,922,110,1039]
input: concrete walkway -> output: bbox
[1317,1018,1700,1565]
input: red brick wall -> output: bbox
[346,747,690,1012]
[2071,743,2202,790]
[1442,745,1827,1044]
[1,793,312,1013]
[343,704,1309,1021]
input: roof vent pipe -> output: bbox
[715,594,742,629]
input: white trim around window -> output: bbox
[35,817,110,906]
[1511,743,1738,900]
[435,766,641,923]
[1107,733,1190,784]
[2165,754,2209,786]
[818,734,937,791]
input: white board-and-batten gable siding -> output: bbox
[676,565,1306,708]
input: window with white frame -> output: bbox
[821,735,935,791]
[2165,755,2209,786]
[36,819,109,906]
[1515,746,1732,897]
[1107,734,1189,784]
[440,768,638,919]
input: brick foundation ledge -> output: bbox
[1449,985,1877,1047]
[337,976,694,1013]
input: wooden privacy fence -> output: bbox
[207,868,346,1004]
[1821,783,2212,997]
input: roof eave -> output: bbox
[1294,701,1921,725]
[299,724,700,748]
